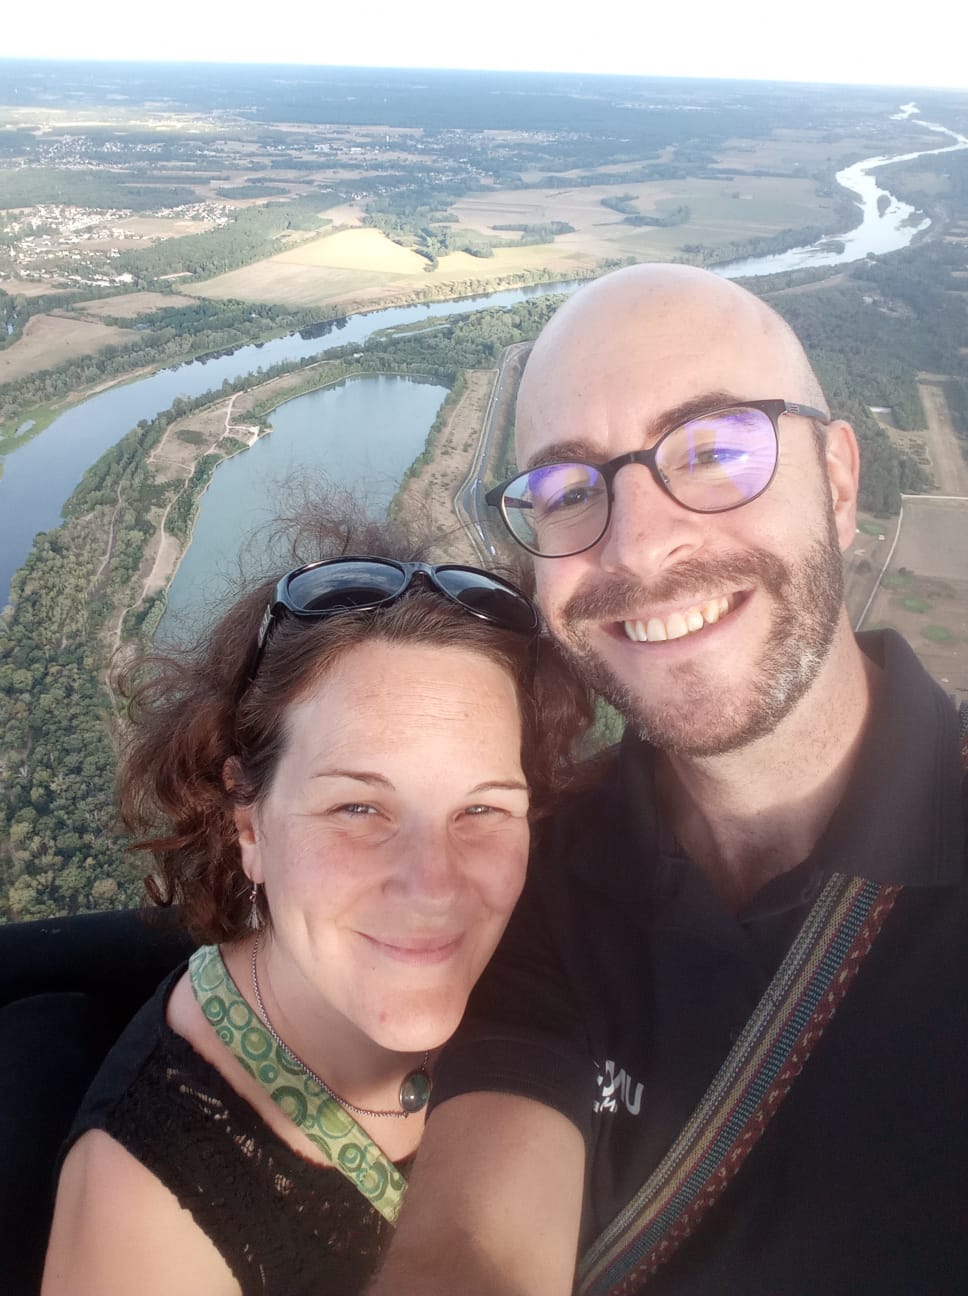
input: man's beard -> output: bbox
[552,515,845,759]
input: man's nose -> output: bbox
[597,464,703,579]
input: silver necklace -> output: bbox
[249,933,431,1119]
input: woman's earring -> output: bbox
[246,881,263,931]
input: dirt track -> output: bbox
[916,377,968,497]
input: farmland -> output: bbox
[861,497,968,703]
[0,312,135,383]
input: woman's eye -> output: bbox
[462,804,505,819]
[336,803,377,816]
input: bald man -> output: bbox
[371,267,968,1295]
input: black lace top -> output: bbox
[66,968,409,1294]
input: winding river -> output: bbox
[2,108,966,610]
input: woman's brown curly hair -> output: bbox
[116,499,595,944]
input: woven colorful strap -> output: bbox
[576,872,901,1296]
[189,944,407,1225]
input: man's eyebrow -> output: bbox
[523,389,749,471]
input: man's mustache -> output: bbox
[561,552,790,625]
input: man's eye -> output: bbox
[540,483,602,514]
[674,446,748,471]
[336,803,377,816]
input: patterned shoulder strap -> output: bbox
[189,944,407,1225]
[576,873,900,1296]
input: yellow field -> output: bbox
[190,226,594,310]
[0,313,135,383]
[274,228,430,273]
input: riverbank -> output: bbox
[109,353,493,650]
[0,265,593,467]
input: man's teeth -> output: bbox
[623,597,731,643]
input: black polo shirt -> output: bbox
[433,631,968,1295]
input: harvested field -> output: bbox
[78,291,199,320]
[191,226,591,310]
[114,215,220,240]
[714,131,902,174]
[0,313,135,383]
[860,496,968,703]
[451,175,833,264]
[274,228,429,273]
[192,260,407,308]
[0,277,79,298]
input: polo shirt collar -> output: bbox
[573,629,965,902]
[815,629,964,887]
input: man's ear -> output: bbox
[824,419,861,553]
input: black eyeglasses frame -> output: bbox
[484,399,830,559]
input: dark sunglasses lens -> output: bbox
[502,463,608,556]
[285,560,405,613]
[434,568,538,633]
[657,408,777,511]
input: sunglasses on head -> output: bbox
[485,399,829,558]
[242,557,540,691]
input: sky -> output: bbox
[4,0,968,92]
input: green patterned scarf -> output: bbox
[189,943,407,1224]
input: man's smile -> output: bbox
[621,593,742,643]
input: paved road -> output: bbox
[455,342,528,563]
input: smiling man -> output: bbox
[370,265,968,1295]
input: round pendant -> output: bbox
[399,1067,432,1114]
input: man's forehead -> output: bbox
[517,388,751,471]
[516,282,798,461]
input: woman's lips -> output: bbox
[358,933,464,965]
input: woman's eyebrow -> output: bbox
[466,780,530,795]
[309,769,394,788]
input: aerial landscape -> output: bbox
[1,59,967,921]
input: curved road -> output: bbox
[454,342,529,563]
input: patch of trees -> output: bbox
[600,194,691,227]
[766,253,968,508]
[116,197,335,282]
[362,184,497,268]
[683,224,840,268]
[492,222,576,241]
[0,168,199,212]
[215,184,289,199]
[943,378,968,449]
[0,298,329,429]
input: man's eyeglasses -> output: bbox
[244,557,539,689]
[485,399,829,559]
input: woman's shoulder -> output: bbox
[44,1128,237,1296]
